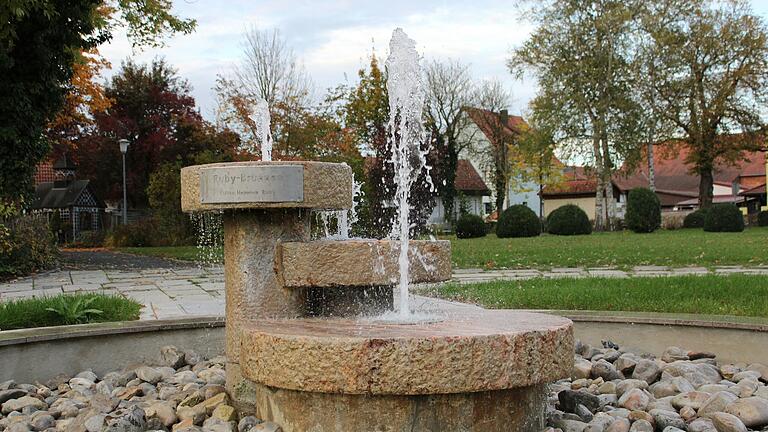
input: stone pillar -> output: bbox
[223,209,310,365]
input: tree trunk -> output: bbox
[601,134,616,231]
[647,142,656,192]
[442,139,458,224]
[699,167,714,208]
[593,136,605,231]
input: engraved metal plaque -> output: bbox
[199,165,304,204]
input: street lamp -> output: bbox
[119,139,130,225]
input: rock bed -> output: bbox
[546,340,768,432]
[0,346,279,432]
[3,341,767,432]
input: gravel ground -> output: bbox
[0,346,278,432]
[546,341,768,432]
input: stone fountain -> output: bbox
[179,160,574,431]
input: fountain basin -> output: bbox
[237,310,573,395]
[279,239,451,287]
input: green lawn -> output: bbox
[445,227,768,269]
[0,293,142,331]
[422,274,768,318]
[116,227,768,269]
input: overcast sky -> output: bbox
[99,0,768,121]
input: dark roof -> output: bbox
[455,160,491,196]
[53,153,77,170]
[31,180,105,209]
[676,195,746,206]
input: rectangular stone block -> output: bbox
[181,161,352,212]
[278,240,451,288]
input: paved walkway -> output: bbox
[0,267,225,320]
[452,265,768,284]
[2,257,767,320]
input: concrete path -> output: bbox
[0,267,225,320]
[2,254,767,320]
[452,265,768,284]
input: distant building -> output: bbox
[428,159,491,225]
[461,107,542,217]
[31,155,105,241]
[542,141,767,219]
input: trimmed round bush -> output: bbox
[496,205,541,238]
[703,203,744,232]
[758,211,768,227]
[546,205,592,235]
[455,214,487,239]
[625,188,661,233]
[683,208,709,228]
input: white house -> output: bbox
[460,107,542,217]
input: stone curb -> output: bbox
[0,315,225,347]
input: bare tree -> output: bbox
[215,27,312,155]
[234,27,311,106]
[425,59,477,223]
[474,79,513,213]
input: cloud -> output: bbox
[99,0,539,119]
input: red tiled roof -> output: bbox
[541,165,598,196]
[455,160,491,195]
[34,161,56,185]
[363,157,490,195]
[542,136,765,204]
[465,107,528,147]
[741,183,766,196]
[613,142,765,194]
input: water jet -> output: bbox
[179,28,573,432]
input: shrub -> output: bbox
[626,188,661,233]
[758,211,768,227]
[455,214,487,239]
[547,205,592,235]
[704,203,744,232]
[683,209,709,228]
[0,214,59,279]
[105,219,156,247]
[496,205,541,238]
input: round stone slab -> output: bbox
[238,310,573,395]
[279,239,452,287]
[181,161,352,212]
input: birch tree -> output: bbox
[475,79,513,213]
[509,0,644,230]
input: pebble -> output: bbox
[632,360,662,384]
[710,411,748,432]
[0,346,280,432]
[724,396,768,428]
